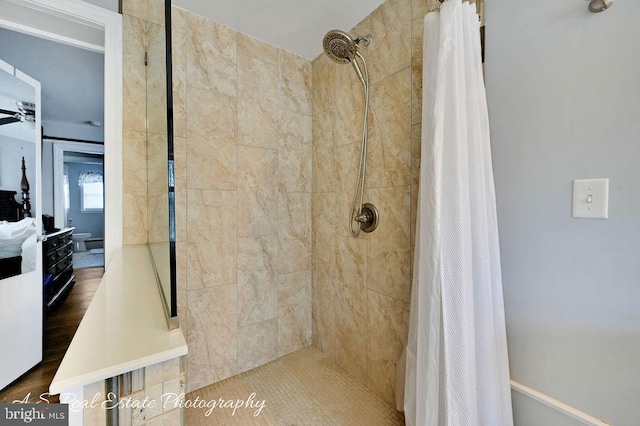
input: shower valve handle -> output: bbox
[355,213,369,223]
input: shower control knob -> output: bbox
[354,203,379,233]
[355,213,369,223]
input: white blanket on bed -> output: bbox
[0,218,36,273]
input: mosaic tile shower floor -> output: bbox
[185,347,405,425]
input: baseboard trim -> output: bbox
[510,380,610,426]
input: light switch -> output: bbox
[572,178,609,219]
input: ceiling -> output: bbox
[0,27,104,132]
[173,0,387,60]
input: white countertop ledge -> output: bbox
[50,246,187,395]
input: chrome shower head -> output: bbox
[323,30,357,64]
[588,0,614,12]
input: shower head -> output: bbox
[588,0,614,12]
[323,30,372,88]
[323,30,358,64]
[323,30,372,63]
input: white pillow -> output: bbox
[0,217,36,258]
[20,232,37,273]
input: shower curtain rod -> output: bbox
[42,135,104,145]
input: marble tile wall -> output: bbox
[311,0,441,406]
[170,7,313,393]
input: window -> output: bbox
[64,174,70,211]
[81,182,104,212]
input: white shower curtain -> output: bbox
[402,1,513,425]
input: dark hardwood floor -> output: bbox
[0,267,103,404]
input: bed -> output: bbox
[0,160,36,280]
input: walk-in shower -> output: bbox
[323,30,378,236]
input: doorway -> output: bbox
[0,0,122,399]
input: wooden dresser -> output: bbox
[43,228,75,309]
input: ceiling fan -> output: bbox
[0,101,36,126]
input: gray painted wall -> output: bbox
[486,1,640,425]
[65,162,104,238]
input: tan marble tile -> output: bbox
[171,5,187,35]
[311,192,336,273]
[333,80,365,148]
[186,11,236,96]
[334,323,367,385]
[333,142,360,196]
[334,190,371,238]
[186,189,237,289]
[185,10,235,60]
[311,55,332,114]
[278,192,312,274]
[411,124,421,246]
[186,134,237,191]
[367,248,412,302]
[365,186,411,257]
[237,89,279,150]
[186,86,236,139]
[147,191,169,243]
[411,15,425,125]
[146,132,168,192]
[159,409,181,425]
[368,68,412,188]
[172,27,187,138]
[412,0,442,21]
[237,32,279,65]
[353,0,412,85]
[312,109,338,194]
[279,49,312,115]
[334,236,367,335]
[277,270,312,356]
[148,0,165,26]
[312,144,336,195]
[82,381,105,426]
[237,54,279,101]
[145,21,168,136]
[122,130,147,195]
[186,285,238,392]
[411,123,422,189]
[123,14,147,132]
[238,319,278,373]
[366,290,410,406]
[163,358,180,382]
[123,0,150,23]
[312,270,336,356]
[122,191,147,245]
[238,146,278,236]
[145,361,163,386]
[186,87,237,190]
[279,110,312,193]
[237,235,278,326]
